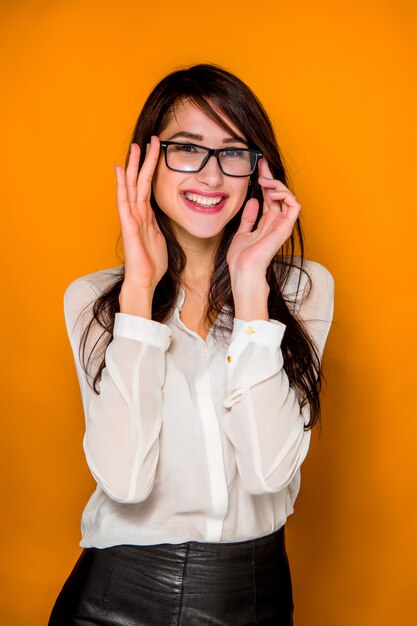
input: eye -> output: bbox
[173,143,200,153]
[221,148,246,159]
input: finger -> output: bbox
[258,177,289,190]
[235,198,259,235]
[261,185,287,214]
[151,210,162,234]
[259,201,301,246]
[268,190,301,212]
[258,157,275,180]
[114,164,134,230]
[257,159,288,214]
[258,159,290,194]
[125,143,141,206]
[261,176,300,211]
[137,135,161,203]
[269,198,301,225]
[261,223,296,258]
[255,200,300,242]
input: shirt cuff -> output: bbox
[223,319,286,408]
[113,313,172,350]
[229,318,286,347]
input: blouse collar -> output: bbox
[172,285,232,334]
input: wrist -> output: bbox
[231,276,270,321]
[231,272,269,296]
[119,284,154,318]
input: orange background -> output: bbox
[1,0,416,624]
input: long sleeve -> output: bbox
[64,278,172,504]
[222,261,334,495]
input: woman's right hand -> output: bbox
[114,135,168,292]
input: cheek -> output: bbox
[152,161,173,209]
[233,181,250,206]
[152,159,164,192]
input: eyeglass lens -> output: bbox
[165,144,257,176]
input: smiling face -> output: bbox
[152,99,251,248]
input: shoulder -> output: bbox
[63,265,124,334]
[64,264,123,301]
[298,258,334,294]
[284,256,334,287]
[281,257,334,316]
[280,258,334,353]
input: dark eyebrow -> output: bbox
[167,131,248,145]
[223,136,248,145]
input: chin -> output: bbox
[188,226,224,240]
[173,220,224,241]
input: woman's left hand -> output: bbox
[226,158,301,281]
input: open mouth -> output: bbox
[182,191,225,208]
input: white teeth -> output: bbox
[183,192,223,207]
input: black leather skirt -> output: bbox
[48,525,293,625]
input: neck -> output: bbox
[173,226,220,291]
[181,266,212,295]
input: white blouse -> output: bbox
[63,259,334,548]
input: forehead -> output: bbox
[161,98,245,140]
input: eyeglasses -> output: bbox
[159,141,263,177]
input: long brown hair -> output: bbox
[79,63,323,429]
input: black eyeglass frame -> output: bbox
[159,141,263,178]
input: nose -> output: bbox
[195,154,224,187]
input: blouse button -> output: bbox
[227,355,232,363]
[245,326,255,334]
[168,335,172,343]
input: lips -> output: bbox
[183,192,223,207]
[181,189,228,213]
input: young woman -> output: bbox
[49,63,334,625]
